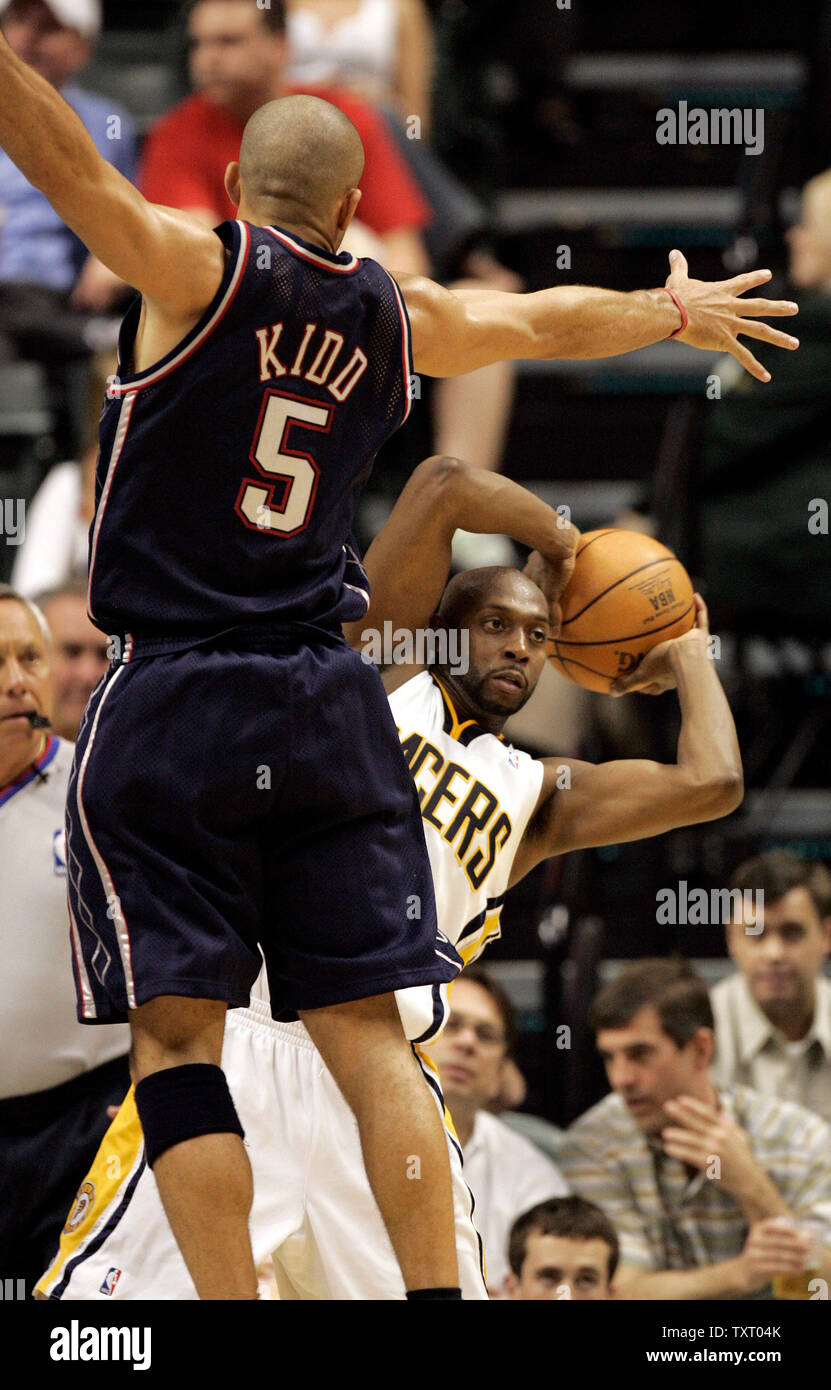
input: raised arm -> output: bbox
[341,455,578,684]
[509,598,743,885]
[399,250,799,383]
[0,34,224,318]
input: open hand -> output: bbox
[665,249,798,383]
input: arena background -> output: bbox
[2,0,829,1129]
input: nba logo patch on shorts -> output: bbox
[100,1268,122,1296]
[53,828,67,877]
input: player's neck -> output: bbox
[437,672,507,738]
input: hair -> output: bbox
[508,1196,620,1281]
[460,965,518,1058]
[729,849,831,924]
[589,957,713,1049]
[182,0,287,33]
[0,584,51,645]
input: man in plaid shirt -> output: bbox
[557,958,831,1299]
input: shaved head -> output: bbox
[437,567,546,629]
[238,95,364,226]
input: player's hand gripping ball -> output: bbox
[548,529,696,692]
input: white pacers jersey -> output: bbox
[0,735,129,1099]
[389,671,544,1041]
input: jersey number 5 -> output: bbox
[236,391,333,537]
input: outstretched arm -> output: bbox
[509,598,743,884]
[341,456,578,684]
[400,250,799,383]
[0,34,224,317]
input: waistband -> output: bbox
[226,997,317,1050]
[0,1052,131,1134]
[114,620,346,663]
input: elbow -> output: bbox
[692,768,744,821]
[410,454,473,511]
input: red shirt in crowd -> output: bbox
[140,87,431,235]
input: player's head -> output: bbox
[425,968,517,1117]
[505,1196,619,1300]
[431,567,549,731]
[724,850,831,1029]
[0,0,101,87]
[184,0,287,116]
[0,584,54,773]
[226,94,364,250]
[33,580,109,742]
[786,169,831,289]
[590,959,715,1136]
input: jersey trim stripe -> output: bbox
[0,734,59,807]
[74,666,137,1012]
[385,271,414,425]
[87,391,137,623]
[105,220,250,396]
[431,673,503,745]
[266,224,359,273]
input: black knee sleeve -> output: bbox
[134,1063,244,1169]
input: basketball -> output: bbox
[548,529,696,692]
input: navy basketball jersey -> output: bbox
[88,220,413,642]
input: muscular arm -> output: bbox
[399,252,799,383]
[0,35,224,318]
[341,455,577,687]
[509,621,743,885]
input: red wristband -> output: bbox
[663,287,688,338]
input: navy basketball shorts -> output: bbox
[66,629,461,1024]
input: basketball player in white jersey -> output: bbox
[37,457,741,1299]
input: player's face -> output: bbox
[38,595,109,742]
[507,1233,612,1300]
[427,979,508,1110]
[188,2,287,111]
[726,888,831,1021]
[1,0,91,88]
[596,1006,707,1136]
[0,601,53,770]
[452,582,549,720]
[786,188,831,289]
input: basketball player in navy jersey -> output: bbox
[0,38,799,1301]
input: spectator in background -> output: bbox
[423,967,569,1293]
[557,958,831,1300]
[0,585,129,1295]
[0,0,137,314]
[286,0,435,135]
[505,1196,618,1300]
[11,357,107,597]
[142,0,431,274]
[697,169,831,635]
[32,581,108,741]
[711,851,831,1124]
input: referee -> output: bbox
[0,584,129,1296]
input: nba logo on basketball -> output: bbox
[99,1268,122,1296]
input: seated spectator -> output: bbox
[505,1196,619,1300]
[711,851,831,1124]
[0,0,137,314]
[32,580,108,740]
[0,584,129,1296]
[697,169,831,634]
[141,0,432,274]
[557,958,831,1299]
[286,0,434,134]
[423,967,569,1293]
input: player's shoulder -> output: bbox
[387,667,438,717]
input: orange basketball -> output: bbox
[548,529,695,691]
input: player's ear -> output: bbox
[503,1272,521,1300]
[224,162,242,209]
[336,187,362,243]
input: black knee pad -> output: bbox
[134,1063,244,1169]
